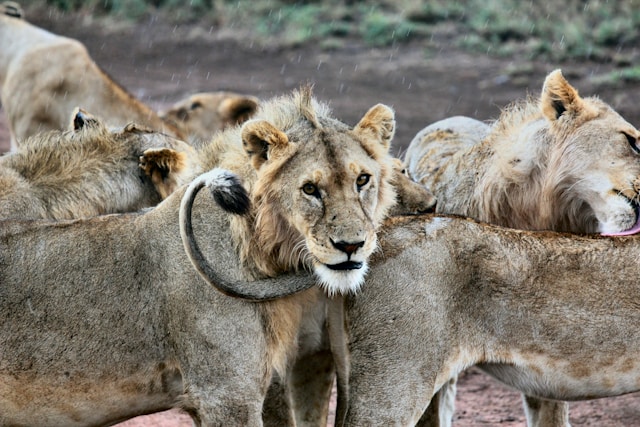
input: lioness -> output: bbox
[0,7,184,149]
[160,91,260,146]
[0,168,320,426]
[403,69,640,426]
[329,214,640,426]
[0,108,198,220]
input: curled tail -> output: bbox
[179,168,316,301]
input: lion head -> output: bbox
[535,70,640,235]
[0,108,198,220]
[160,91,260,146]
[188,86,398,296]
[408,69,640,236]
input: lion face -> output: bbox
[241,99,396,296]
[540,70,640,235]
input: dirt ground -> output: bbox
[4,7,640,426]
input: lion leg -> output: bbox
[263,373,296,427]
[416,378,456,427]
[139,148,190,199]
[523,396,570,427]
[289,348,335,426]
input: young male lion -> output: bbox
[0,84,399,425]
[403,68,640,427]
[329,214,640,427]
[0,108,198,220]
[0,6,184,149]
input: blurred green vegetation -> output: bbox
[21,0,640,62]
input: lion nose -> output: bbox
[331,239,365,256]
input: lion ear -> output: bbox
[241,120,289,170]
[219,96,259,126]
[70,107,101,130]
[353,104,395,152]
[540,69,584,121]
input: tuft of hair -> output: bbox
[1,1,23,18]
[298,84,321,129]
[203,168,251,215]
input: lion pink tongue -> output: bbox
[602,215,640,236]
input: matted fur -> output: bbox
[0,8,184,149]
[0,109,197,220]
[404,69,640,426]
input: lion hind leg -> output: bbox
[416,378,456,427]
[139,148,189,199]
[523,395,570,427]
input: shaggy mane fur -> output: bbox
[474,96,605,231]
[201,86,396,276]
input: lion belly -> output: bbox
[479,361,640,401]
[0,364,183,427]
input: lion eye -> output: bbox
[624,132,640,155]
[356,173,370,190]
[302,183,319,197]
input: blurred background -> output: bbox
[4,1,640,425]
[5,0,640,155]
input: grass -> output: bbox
[28,0,640,62]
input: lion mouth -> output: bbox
[602,191,640,236]
[326,261,364,271]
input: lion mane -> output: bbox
[0,108,198,220]
[194,86,398,295]
[405,69,640,235]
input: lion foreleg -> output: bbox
[263,373,296,427]
[289,348,335,426]
[416,378,456,427]
[523,396,570,427]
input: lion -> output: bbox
[159,91,260,146]
[182,85,398,296]
[327,213,640,426]
[405,69,640,236]
[0,108,199,220]
[175,85,403,427]
[0,83,399,425]
[0,7,185,149]
[403,68,640,426]
[0,168,319,426]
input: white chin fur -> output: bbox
[314,263,368,296]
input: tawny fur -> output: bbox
[0,109,198,220]
[197,86,398,296]
[333,214,640,426]
[404,69,640,426]
[405,69,640,235]
[0,8,184,149]
[160,91,260,146]
[175,86,403,427]
[0,172,321,426]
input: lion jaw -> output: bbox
[313,261,369,296]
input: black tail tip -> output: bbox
[209,173,251,215]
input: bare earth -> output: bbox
[3,8,640,426]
